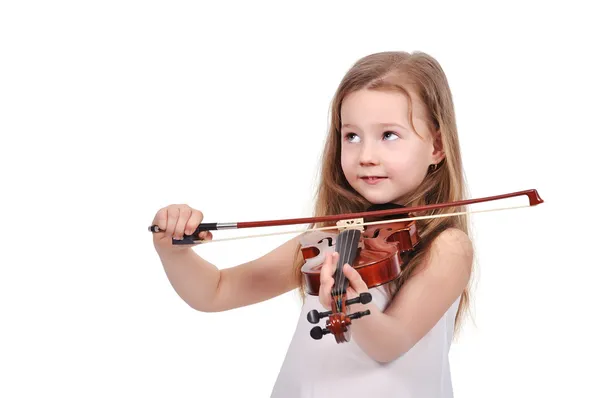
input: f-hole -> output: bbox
[318,237,334,247]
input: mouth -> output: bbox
[360,176,388,184]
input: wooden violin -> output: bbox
[149,189,543,344]
[298,204,418,343]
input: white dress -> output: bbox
[271,285,460,398]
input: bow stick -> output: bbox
[148,189,543,245]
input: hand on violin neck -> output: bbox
[342,263,369,297]
[318,252,369,310]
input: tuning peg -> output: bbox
[345,292,372,306]
[348,310,371,320]
[307,309,332,324]
[310,326,331,340]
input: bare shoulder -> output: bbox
[426,227,473,274]
[408,227,473,290]
[382,227,473,347]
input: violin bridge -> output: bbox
[336,218,364,231]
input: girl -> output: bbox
[151,51,474,397]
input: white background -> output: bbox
[1,1,598,397]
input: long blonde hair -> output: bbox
[294,51,474,336]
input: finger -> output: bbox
[153,208,168,231]
[319,278,333,310]
[343,264,368,294]
[320,252,338,284]
[174,206,192,240]
[185,209,204,236]
[199,231,213,241]
[165,206,180,238]
[319,253,337,308]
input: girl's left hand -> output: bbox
[319,251,369,310]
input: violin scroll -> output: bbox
[307,293,372,341]
[309,309,372,342]
[307,293,372,324]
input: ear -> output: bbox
[430,130,445,164]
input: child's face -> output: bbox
[340,88,443,205]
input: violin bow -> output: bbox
[148,189,543,245]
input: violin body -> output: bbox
[300,220,420,295]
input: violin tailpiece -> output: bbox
[336,218,364,231]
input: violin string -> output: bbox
[332,228,359,338]
[333,231,341,313]
[332,232,340,313]
[344,231,355,315]
[334,232,341,314]
[335,230,349,315]
[332,233,340,312]
[188,203,533,244]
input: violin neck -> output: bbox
[332,229,361,296]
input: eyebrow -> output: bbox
[341,122,409,131]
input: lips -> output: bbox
[360,176,387,184]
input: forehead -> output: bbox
[340,88,428,124]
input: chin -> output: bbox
[357,190,400,205]
[349,180,408,205]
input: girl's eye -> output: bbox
[383,131,399,140]
[345,133,360,143]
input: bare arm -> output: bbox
[323,227,473,363]
[156,236,301,312]
[152,204,302,312]
[164,237,301,312]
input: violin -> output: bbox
[298,204,418,343]
[149,189,543,344]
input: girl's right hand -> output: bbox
[151,204,213,251]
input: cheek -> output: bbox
[340,147,364,188]
[384,144,428,172]
[340,146,355,170]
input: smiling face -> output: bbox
[340,88,444,205]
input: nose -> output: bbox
[359,141,379,166]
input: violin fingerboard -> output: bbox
[332,229,361,296]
